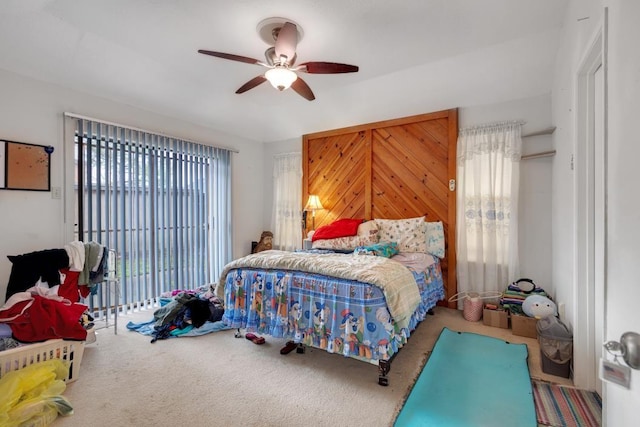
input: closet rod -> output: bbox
[522,126,556,138]
[521,150,556,160]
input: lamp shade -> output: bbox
[304,195,324,211]
[265,67,298,91]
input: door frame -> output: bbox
[574,23,607,391]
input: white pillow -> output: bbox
[425,221,445,258]
[374,216,427,253]
[312,220,379,250]
[391,252,437,272]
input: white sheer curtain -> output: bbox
[455,121,523,308]
[272,153,302,251]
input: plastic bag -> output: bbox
[0,359,68,412]
[0,359,72,427]
[16,404,58,427]
[8,395,73,426]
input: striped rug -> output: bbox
[532,381,602,427]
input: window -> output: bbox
[73,119,232,314]
[271,153,302,250]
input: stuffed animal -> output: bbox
[522,295,557,319]
[252,231,273,253]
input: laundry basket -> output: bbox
[449,291,502,322]
[537,316,573,378]
[0,339,85,383]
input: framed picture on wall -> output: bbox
[1,140,53,191]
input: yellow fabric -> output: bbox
[0,359,71,427]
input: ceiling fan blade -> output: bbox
[236,76,267,94]
[274,22,298,64]
[198,50,261,65]
[291,77,315,101]
[299,62,359,74]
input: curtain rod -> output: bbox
[460,122,556,139]
[63,112,240,153]
[274,151,302,158]
[460,120,526,133]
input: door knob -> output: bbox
[604,331,640,369]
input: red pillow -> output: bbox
[311,218,364,241]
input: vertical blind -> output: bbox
[74,119,232,313]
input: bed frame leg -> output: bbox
[296,343,305,354]
[378,359,391,386]
[234,328,242,338]
[428,308,435,315]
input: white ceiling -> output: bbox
[0,0,568,143]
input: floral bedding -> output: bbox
[219,251,444,365]
[215,250,421,329]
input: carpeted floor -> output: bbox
[533,381,602,427]
[52,307,579,427]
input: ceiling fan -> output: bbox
[198,18,359,101]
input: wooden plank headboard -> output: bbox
[302,109,458,307]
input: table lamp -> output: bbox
[304,195,324,230]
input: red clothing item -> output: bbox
[58,268,81,302]
[311,218,363,241]
[78,285,91,298]
[0,295,88,342]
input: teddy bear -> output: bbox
[252,231,273,253]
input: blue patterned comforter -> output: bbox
[221,258,444,365]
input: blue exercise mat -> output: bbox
[395,327,536,427]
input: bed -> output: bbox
[215,217,446,385]
[217,109,457,384]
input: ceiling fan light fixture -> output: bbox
[199,17,358,100]
[265,67,297,91]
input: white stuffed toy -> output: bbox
[522,295,557,319]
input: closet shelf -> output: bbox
[522,126,556,138]
[522,150,556,160]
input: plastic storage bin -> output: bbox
[536,316,573,378]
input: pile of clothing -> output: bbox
[126,286,228,343]
[0,286,90,342]
[499,278,550,316]
[5,241,108,302]
[1,241,108,343]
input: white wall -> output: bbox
[0,69,264,302]
[551,0,605,342]
[263,97,555,294]
[553,0,640,423]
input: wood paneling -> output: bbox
[304,130,369,227]
[303,109,458,307]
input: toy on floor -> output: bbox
[522,295,557,319]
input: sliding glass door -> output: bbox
[73,119,231,314]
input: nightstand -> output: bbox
[303,238,313,250]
